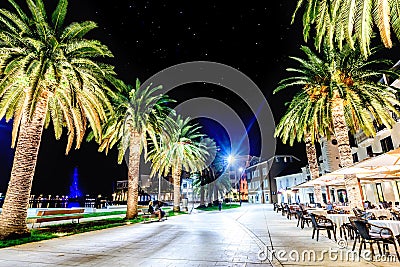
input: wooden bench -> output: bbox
[138,207,168,223]
[29,208,85,228]
[139,208,158,223]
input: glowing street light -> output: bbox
[227,155,234,164]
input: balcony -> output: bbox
[354,131,373,147]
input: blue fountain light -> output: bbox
[69,167,82,199]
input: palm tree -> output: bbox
[275,92,331,204]
[274,41,400,208]
[292,0,400,57]
[192,147,230,206]
[93,78,174,219]
[148,115,210,212]
[0,0,115,240]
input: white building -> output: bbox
[351,121,400,204]
[245,155,301,204]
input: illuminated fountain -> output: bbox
[67,166,83,207]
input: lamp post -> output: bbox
[227,155,234,204]
[228,155,245,205]
[238,167,243,205]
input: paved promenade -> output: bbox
[0,204,398,266]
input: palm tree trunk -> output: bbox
[207,182,212,206]
[172,164,182,212]
[213,184,218,202]
[331,95,363,209]
[0,91,49,240]
[305,134,319,180]
[305,134,323,204]
[200,178,205,206]
[126,131,141,219]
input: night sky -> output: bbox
[1,0,400,196]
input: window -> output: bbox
[380,136,394,153]
[396,181,400,199]
[322,193,327,204]
[352,153,359,163]
[337,189,348,203]
[262,167,267,176]
[308,193,314,204]
[376,183,385,202]
[366,146,373,157]
[330,189,336,203]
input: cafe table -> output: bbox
[369,220,400,236]
[326,214,352,228]
[308,208,327,216]
[366,209,392,219]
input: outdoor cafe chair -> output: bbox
[296,210,311,229]
[353,208,364,218]
[353,220,400,261]
[285,204,297,220]
[280,203,287,216]
[348,216,363,251]
[390,210,400,221]
[309,213,337,242]
[274,203,281,213]
[340,216,360,242]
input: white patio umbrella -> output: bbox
[352,147,400,170]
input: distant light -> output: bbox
[239,167,243,172]
[227,155,234,164]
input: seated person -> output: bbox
[153,201,166,221]
[148,201,154,214]
[326,202,333,211]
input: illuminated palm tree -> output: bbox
[274,41,400,208]
[0,0,115,240]
[292,0,400,57]
[148,115,210,212]
[275,92,332,203]
[94,78,174,219]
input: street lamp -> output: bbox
[227,155,244,204]
[238,167,244,205]
[227,155,235,204]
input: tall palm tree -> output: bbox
[274,41,400,208]
[274,92,331,204]
[292,0,400,57]
[0,0,115,240]
[93,78,174,219]
[148,115,210,212]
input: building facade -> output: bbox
[245,155,301,204]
